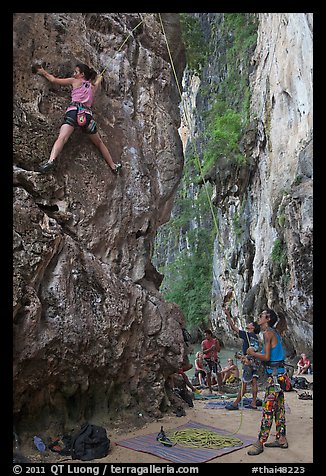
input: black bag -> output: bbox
[291,376,309,390]
[71,423,110,461]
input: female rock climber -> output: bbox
[34,63,122,175]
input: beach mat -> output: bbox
[204,401,262,410]
[115,420,256,463]
[204,400,291,413]
[194,392,238,400]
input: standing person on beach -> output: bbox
[34,63,122,174]
[246,309,288,456]
[223,307,260,410]
[201,329,223,393]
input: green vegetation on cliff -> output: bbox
[154,13,258,332]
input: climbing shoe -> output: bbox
[39,161,55,174]
[113,163,122,174]
[156,426,174,447]
[298,392,312,400]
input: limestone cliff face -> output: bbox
[13,13,186,433]
[179,13,313,356]
[210,14,312,354]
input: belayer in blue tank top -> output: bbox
[246,308,288,455]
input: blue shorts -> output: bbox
[242,359,259,383]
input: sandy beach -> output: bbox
[21,374,313,465]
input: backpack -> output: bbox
[71,423,110,461]
[291,376,309,390]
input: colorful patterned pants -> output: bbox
[258,377,286,443]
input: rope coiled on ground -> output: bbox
[168,428,243,449]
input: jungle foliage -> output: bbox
[154,13,258,332]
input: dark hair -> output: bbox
[204,329,213,336]
[265,308,278,328]
[251,321,261,334]
[76,63,97,81]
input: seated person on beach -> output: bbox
[296,353,311,375]
[194,351,207,388]
[173,362,201,394]
[221,358,240,384]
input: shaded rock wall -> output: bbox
[13,13,186,433]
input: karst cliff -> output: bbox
[13,13,187,433]
[13,13,313,435]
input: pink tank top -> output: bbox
[71,80,94,107]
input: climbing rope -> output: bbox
[167,428,243,449]
[99,14,148,77]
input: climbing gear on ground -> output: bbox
[71,423,110,461]
[156,426,174,447]
[264,439,289,448]
[39,161,55,174]
[113,163,122,174]
[298,391,312,400]
[168,428,243,449]
[247,441,264,455]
